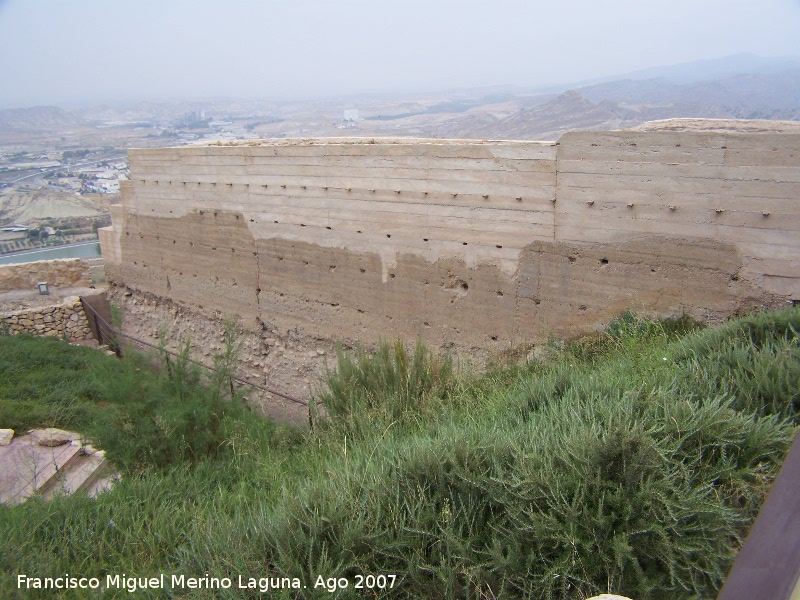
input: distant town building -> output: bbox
[0,227,28,242]
[98,180,120,193]
[343,109,359,122]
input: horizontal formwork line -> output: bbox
[129,207,553,239]
[255,238,533,255]
[130,194,556,216]
[132,186,556,205]
[252,218,546,242]
[133,182,556,203]
[553,207,800,231]
[558,186,800,206]
[736,243,799,261]
[557,131,800,148]
[130,144,557,159]
[134,201,554,228]
[240,186,555,203]
[133,175,554,189]
[135,169,557,188]
[740,258,799,278]
[240,154,556,166]
[553,206,800,230]
[557,172,800,187]
[173,155,558,170]
[132,164,556,179]
[557,161,800,183]
[553,208,799,231]
[232,196,552,219]
[244,213,553,232]
[145,231,537,255]
[244,209,552,228]
[555,222,799,249]
[557,176,797,199]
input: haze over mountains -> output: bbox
[0,53,798,145]
[429,54,800,139]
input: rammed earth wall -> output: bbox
[98,129,800,415]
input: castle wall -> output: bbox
[101,132,799,410]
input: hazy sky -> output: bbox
[0,0,798,108]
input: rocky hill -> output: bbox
[438,90,634,140]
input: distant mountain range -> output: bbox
[0,106,88,130]
[435,55,800,140]
[580,69,800,113]
[1,54,798,142]
[591,53,800,86]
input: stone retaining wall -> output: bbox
[0,259,92,291]
[1,296,94,341]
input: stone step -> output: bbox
[87,471,120,498]
[0,430,119,505]
[40,452,109,500]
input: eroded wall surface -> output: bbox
[101,133,799,411]
[555,131,799,298]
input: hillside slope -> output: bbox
[1,309,798,598]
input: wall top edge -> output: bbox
[128,137,559,152]
[560,129,800,141]
[631,117,800,134]
[126,122,800,157]
[0,257,89,268]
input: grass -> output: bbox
[0,308,798,599]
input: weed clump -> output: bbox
[316,338,457,437]
[89,320,259,471]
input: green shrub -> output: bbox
[670,308,800,423]
[316,338,457,436]
[88,328,254,471]
[564,311,704,363]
